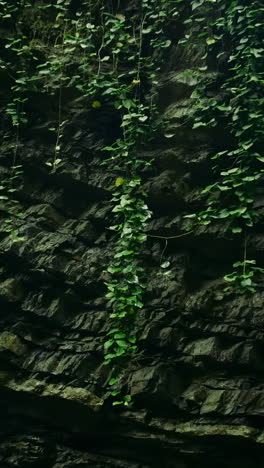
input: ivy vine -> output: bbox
[98,0,180,405]
[182,0,264,294]
[0,0,181,405]
[1,0,263,407]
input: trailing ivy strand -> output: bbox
[101,0,181,406]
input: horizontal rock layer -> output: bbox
[0,1,263,467]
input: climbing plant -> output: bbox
[2,0,263,406]
[182,0,264,293]
[0,1,33,243]
[97,0,180,405]
[1,0,182,405]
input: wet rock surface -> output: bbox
[0,3,264,468]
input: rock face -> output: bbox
[0,1,264,467]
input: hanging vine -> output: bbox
[2,0,263,406]
[97,0,180,406]
[182,0,264,294]
[0,0,32,243]
[1,0,181,405]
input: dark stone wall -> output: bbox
[0,1,264,467]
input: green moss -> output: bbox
[0,279,23,302]
[175,422,262,442]
[0,332,26,355]
[6,378,104,408]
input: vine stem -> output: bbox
[136,12,147,82]
[146,230,194,240]
[243,231,247,276]
[160,239,168,263]
[12,118,19,172]
[97,3,105,76]
[134,12,147,101]
[53,22,67,172]
[108,227,194,240]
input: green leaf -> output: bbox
[142,27,152,34]
[123,394,132,403]
[242,142,253,150]
[232,227,242,233]
[103,146,115,151]
[104,339,114,349]
[206,38,216,45]
[241,278,252,287]
[201,184,217,194]
[15,78,28,84]
[218,210,230,219]
[193,121,205,129]
[162,40,172,48]
[114,333,127,339]
[128,336,136,343]
[116,340,128,348]
[105,353,117,360]
[123,99,133,110]
[224,275,236,283]
[114,250,134,258]
[107,328,119,336]
[192,0,204,10]
[109,377,120,386]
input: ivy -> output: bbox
[3,0,262,407]
[183,0,264,293]
[0,2,33,243]
[98,0,179,405]
[1,0,181,405]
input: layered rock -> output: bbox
[0,1,264,467]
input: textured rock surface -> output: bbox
[0,2,264,467]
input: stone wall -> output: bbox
[0,1,264,467]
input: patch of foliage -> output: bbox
[182,0,264,293]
